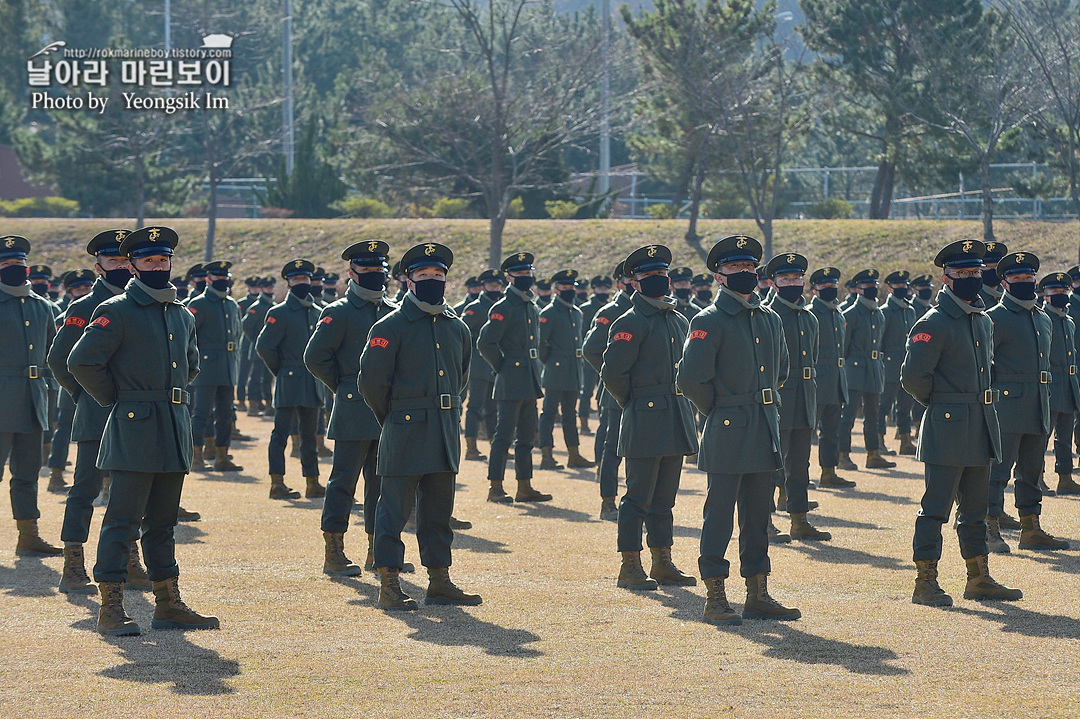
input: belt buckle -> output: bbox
[227,341,235,352]
[27,365,38,379]
[802,367,812,380]
[1040,370,1050,384]
[761,388,774,405]
[983,389,994,405]
[1071,365,1077,376]
[837,358,844,367]
[171,387,183,404]
[528,348,538,360]
[439,393,452,410]
[575,348,583,358]
[871,350,879,360]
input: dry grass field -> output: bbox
[1,408,1079,718]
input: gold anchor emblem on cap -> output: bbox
[294,260,303,268]
[1059,273,1067,281]
[647,246,658,257]
[148,228,160,241]
[787,253,796,264]
[115,230,126,241]
[962,240,973,253]
[986,242,996,251]
[425,243,437,256]
[368,241,379,253]
[1016,252,1025,263]
[4,238,14,249]
[517,253,526,262]
[736,237,747,249]
[825,268,833,276]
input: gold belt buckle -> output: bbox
[983,389,994,405]
[439,393,452,410]
[528,348,538,359]
[802,367,812,380]
[870,350,879,360]
[837,358,844,367]
[1040,370,1050,384]
[27,365,38,379]
[761,388,774,405]
[227,341,235,352]
[575,349,583,358]
[1071,365,1077,376]
[171,387,183,404]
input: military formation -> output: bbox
[3,225,1079,634]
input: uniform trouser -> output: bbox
[321,439,380,535]
[269,406,319,477]
[598,404,623,498]
[0,429,43,520]
[373,471,454,570]
[594,402,607,464]
[579,366,598,419]
[913,463,990,561]
[94,469,184,583]
[44,387,57,443]
[191,384,235,448]
[699,471,772,580]
[780,427,814,514]
[61,440,105,543]
[878,380,914,436]
[617,455,682,552]
[487,399,537,482]
[48,391,75,470]
[817,403,842,468]
[246,359,272,403]
[464,377,496,439]
[237,346,252,401]
[839,390,880,453]
[1052,411,1075,474]
[989,431,1045,519]
[538,389,579,449]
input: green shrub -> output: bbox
[431,197,469,218]
[544,200,579,219]
[703,198,746,219]
[645,203,677,220]
[332,196,393,218]
[807,197,854,220]
[507,196,525,219]
[0,196,79,217]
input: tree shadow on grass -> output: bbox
[515,502,596,524]
[174,523,208,545]
[802,513,887,531]
[817,486,918,506]
[393,604,544,658]
[950,602,1080,640]
[1000,548,1080,575]
[192,471,260,485]
[0,556,61,597]
[452,531,512,555]
[780,540,908,571]
[741,622,909,675]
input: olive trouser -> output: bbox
[913,463,990,562]
[94,469,184,583]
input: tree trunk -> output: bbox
[760,215,773,259]
[869,160,895,219]
[980,153,994,241]
[134,152,145,230]
[205,173,218,262]
[488,211,505,269]
[684,154,708,246]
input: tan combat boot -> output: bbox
[912,559,953,606]
[47,467,68,494]
[820,466,856,488]
[742,573,801,620]
[789,512,832,541]
[377,566,418,610]
[617,551,658,590]
[1018,514,1070,551]
[464,436,487,461]
[97,582,140,636]
[305,476,326,498]
[865,449,896,469]
[539,447,563,470]
[1057,472,1080,496]
[151,576,220,630]
[364,532,375,571]
[768,518,791,544]
[702,576,741,625]
[487,480,514,504]
[837,452,858,471]
[15,519,62,556]
[898,433,917,455]
[425,567,482,605]
[986,516,1010,554]
[567,445,595,468]
[648,546,697,586]
[176,506,201,522]
[998,511,1021,530]
[322,531,362,576]
[515,479,553,502]
[59,544,97,595]
[599,497,618,521]
[236,399,247,412]
[213,446,243,472]
[579,416,592,436]
[202,438,215,460]
[269,474,300,500]
[247,400,262,417]
[963,555,1023,601]
[191,443,205,470]
[317,436,333,457]
[126,543,152,590]
[878,434,896,456]
[289,434,301,458]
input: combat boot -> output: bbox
[305,476,326,498]
[126,543,152,590]
[449,516,472,530]
[515,479,553,502]
[47,467,68,494]
[247,399,263,417]
[317,436,333,457]
[464,436,487,461]
[151,576,220,630]
[1018,514,1070,551]
[819,466,856,488]
[97,582,140,636]
[236,399,247,412]
[648,546,697,586]
[963,555,1022,601]
[377,566,418,610]
[837,452,858,471]
[617,551,658,590]
[768,518,791,544]
[487,480,514,504]
[566,446,595,468]
[1039,474,1056,497]
[878,434,896,456]
[425,567,482,605]
[58,544,97,595]
[579,416,592,436]
[986,516,1010,554]
[322,531,362,576]
[213,446,244,472]
[269,474,300,500]
[191,444,206,470]
[789,512,832,541]
[1057,472,1080,495]
[898,433,917,455]
[289,434,301,458]
[599,497,618,521]
[539,447,563,470]
[776,485,787,512]
[176,506,201,522]
[231,423,253,442]
[912,559,952,606]
[15,519,62,556]
[742,573,801,620]
[202,438,215,460]
[702,576,741,625]
[865,449,896,469]
[998,511,1021,530]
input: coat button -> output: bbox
[439,370,444,376]
[172,362,177,368]
[436,343,440,349]
[755,338,759,343]
[802,350,807,356]
[515,361,520,367]
[203,355,209,359]
[555,362,560,367]
[169,334,173,340]
[1004,390,1009,395]
[347,393,353,399]
[760,366,764,372]
[28,344,33,350]
[405,414,411,420]
[530,335,534,340]
[24,321,28,326]
[723,419,731,426]
[945,413,951,419]
[648,402,654,408]
[128,412,135,418]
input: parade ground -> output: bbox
[1,409,1078,718]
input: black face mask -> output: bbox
[892,287,910,300]
[559,288,577,303]
[194,279,207,293]
[176,287,189,300]
[982,269,1000,287]
[355,271,386,291]
[261,289,274,297]
[0,265,29,286]
[211,278,230,292]
[484,290,503,302]
[31,282,48,296]
[594,291,610,302]
[817,286,838,302]
[138,269,172,290]
[576,292,588,302]
[323,288,338,299]
[1049,293,1069,309]
[674,287,692,300]
[638,274,670,298]
[1007,280,1037,301]
[917,288,933,301]
[290,283,312,299]
[48,290,59,300]
[104,267,132,288]
[777,285,804,304]
[950,276,983,302]
[696,289,712,302]
[513,275,534,292]
[723,271,758,295]
[861,286,878,300]
[413,278,445,305]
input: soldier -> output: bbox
[453,276,482,315]
[322,272,340,304]
[173,277,190,302]
[47,277,61,303]
[577,274,612,437]
[391,260,408,302]
[235,276,261,412]
[243,277,276,416]
[28,264,53,298]
[756,266,774,303]
[582,263,634,520]
[808,267,853,489]
[669,266,700,321]
[68,225,219,635]
[902,238,1021,607]
[187,260,244,473]
[256,259,325,500]
[841,278,858,310]
[310,267,327,307]
[601,244,697,591]
[535,277,553,308]
[537,269,594,470]
[678,235,799,624]
[360,241,481,610]
[29,264,62,467]
[878,270,918,456]
[838,268,895,472]
[461,269,504,461]
[185,263,207,301]
[985,252,1070,553]
[477,252,552,504]
[574,278,589,306]
[690,273,713,309]
[912,274,935,319]
[1040,272,1080,495]
[979,241,1007,308]
[305,240,404,577]
[766,253,830,541]
[0,235,61,557]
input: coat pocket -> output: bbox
[931,404,967,422]
[116,402,152,421]
[711,407,747,428]
[635,394,669,411]
[997,383,1024,401]
[390,408,427,424]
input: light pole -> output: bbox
[599,0,611,197]
[282,0,295,175]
